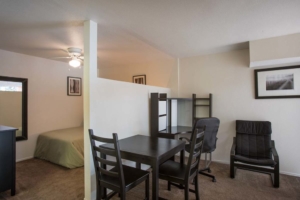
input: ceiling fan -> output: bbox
[54,47,84,68]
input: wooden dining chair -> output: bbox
[89,129,150,200]
[158,121,205,200]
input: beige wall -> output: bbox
[0,49,83,161]
[178,49,300,176]
[98,58,178,90]
[250,33,300,68]
[0,91,22,128]
[250,33,300,62]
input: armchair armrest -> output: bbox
[231,137,236,156]
[179,137,191,143]
[271,140,279,162]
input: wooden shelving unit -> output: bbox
[192,93,212,124]
[150,93,213,139]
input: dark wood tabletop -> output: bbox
[100,135,185,200]
[158,126,193,139]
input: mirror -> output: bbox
[0,76,28,141]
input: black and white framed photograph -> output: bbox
[67,76,81,96]
[133,75,146,85]
[255,66,300,99]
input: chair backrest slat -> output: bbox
[94,146,116,156]
[89,129,125,192]
[194,140,203,150]
[91,134,115,143]
[95,156,117,167]
[192,149,201,158]
[98,167,119,177]
[190,159,199,169]
[185,121,205,181]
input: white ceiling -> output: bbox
[0,0,300,67]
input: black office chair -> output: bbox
[89,130,150,200]
[159,120,205,200]
[180,117,220,182]
[230,120,279,188]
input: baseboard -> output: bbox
[211,159,230,165]
[280,171,300,177]
[16,156,33,162]
[211,159,300,177]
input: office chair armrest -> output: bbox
[230,137,236,155]
[179,137,191,143]
[271,140,279,162]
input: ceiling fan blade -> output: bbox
[60,49,69,53]
[79,56,84,59]
[52,57,71,59]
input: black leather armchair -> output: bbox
[230,120,279,188]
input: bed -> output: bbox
[34,126,84,169]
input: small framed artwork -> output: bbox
[67,76,81,96]
[133,75,146,85]
[255,65,300,99]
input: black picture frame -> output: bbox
[132,75,146,85]
[255,65,300,99]
[67,76,82,96]
[0,76,28,141]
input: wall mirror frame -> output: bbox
[0,76,28,141]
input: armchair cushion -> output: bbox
[236,120,272,159]
[233,155,276,166]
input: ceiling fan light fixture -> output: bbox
[69,58,81,68]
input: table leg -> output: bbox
[152,162,159,200]
[136,162,141,169]
[180,149,185,164]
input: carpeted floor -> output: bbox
[0,158,299,200]
[0,159,84,200]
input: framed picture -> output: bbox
[255,66,300,99]
[67,76,81,96]
[133,75,146,85]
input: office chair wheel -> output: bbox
[212,178,216,182]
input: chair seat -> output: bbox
[159,160,197,181]
[234,155,276,166]
[101,165,149,190]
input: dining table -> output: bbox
[100,134,186,200]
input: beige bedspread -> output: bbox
[34,126,84,169]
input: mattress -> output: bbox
[34,126,84,169]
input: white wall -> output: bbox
[0,49,83,161]
[98,58,178,90]
[88,77,170,198]
[178,49,300,177]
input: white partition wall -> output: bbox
[90,78,170,139]
[86,77,170,199]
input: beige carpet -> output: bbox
[0,158,299,200]
[0,159,84,200]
